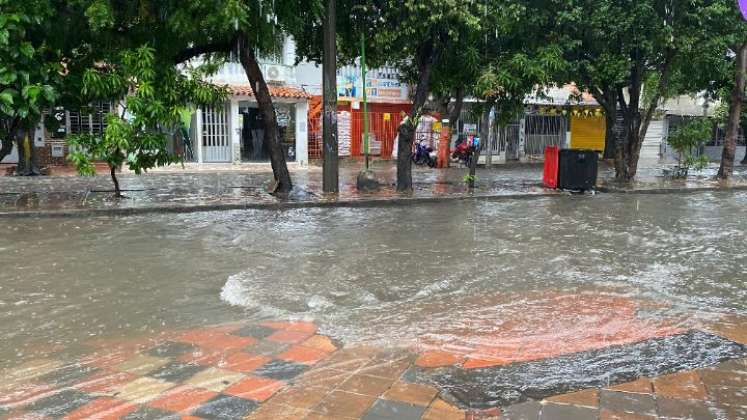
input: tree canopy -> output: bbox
[0,0,62,172]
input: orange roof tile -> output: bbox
[226,84,312,99]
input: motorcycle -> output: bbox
[411,139,438,168]
[452,135,479,167]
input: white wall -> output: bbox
[295,61,323,95]
[295,101,309,165]
[1,143,18,164]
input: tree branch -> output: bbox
[174,38,236,64]
[592,86,610,112]
[639,52,674,139]
[448,85,465,124]
[616,86,628,115]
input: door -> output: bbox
[241,108,268,162]
[201,104,231,162]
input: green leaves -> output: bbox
[1,0,59,131]
[84,0,114,30]
[667,117,713,168]
[67,39,227,182]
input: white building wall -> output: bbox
[1,143,18,164]
[295,101,309,165]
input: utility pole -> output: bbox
[322,0,338,193]
[361,33,369,170]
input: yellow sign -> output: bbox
[383,113,391,121]
[433,121,442,131]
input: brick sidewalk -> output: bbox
[2,314,745,419]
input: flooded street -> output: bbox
[2,191,746,371]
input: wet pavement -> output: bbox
[1,318,745,419]
[2,162,747,418]
[2,160,747,216]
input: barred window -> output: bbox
[68,101,114,136]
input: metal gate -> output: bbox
[201,104,231,162]
[502,122,521,160]
[525,115,567,156]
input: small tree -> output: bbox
[67,46,226,197]
[667,118,711,174]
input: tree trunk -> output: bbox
[397,40,436,192]
[469,102,492,190]
[110,163,123,198]
[612,51,671,181]
[237,33,292,193]
[593,88,618,160]
[603,99,618,160]
[322,0,338,192]
[603,109,617,160]
[396,121,415,191]
[14,127,40,176]
[718,42,747,179]
[617,111,645,181]
[447,87,465,125]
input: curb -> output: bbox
[1,185,746,218]
[596,185,747,194]
[0,192,560,218]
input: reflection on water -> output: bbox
[1,191,746,368]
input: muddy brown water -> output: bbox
[2,191,746,372]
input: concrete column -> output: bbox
[196,107,203,164]
[229,98,241,164]
[295,101,309,166]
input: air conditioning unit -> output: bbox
[265,65,283,82]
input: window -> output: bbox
[68,101,114,136]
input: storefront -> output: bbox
[193,85,310,165]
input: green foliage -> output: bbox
[0,0,60,131]
[667,118,712,170]
[67,45,226,179]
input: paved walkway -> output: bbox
[2,314,745,419]
[2,161,747,216]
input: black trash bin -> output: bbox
[558,149,598,191]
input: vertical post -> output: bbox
[361,33,369,170]
[230,99,240,164]
[519,116,526,161]
[322,0,339,193]
[295,101,309,166]
[196,107,203,164]
[485,106,493,167]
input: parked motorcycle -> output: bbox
[452,136,479,167]
[411,139,438,168]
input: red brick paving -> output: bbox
[64,397,137,420]
[146,385,217,413]
[219,352,271,373]
[2,314,746,420]
[278,344,331,365]
[223,376,286,401]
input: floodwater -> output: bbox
[2,191,746,371]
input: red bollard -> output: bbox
[543,145,560,188]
